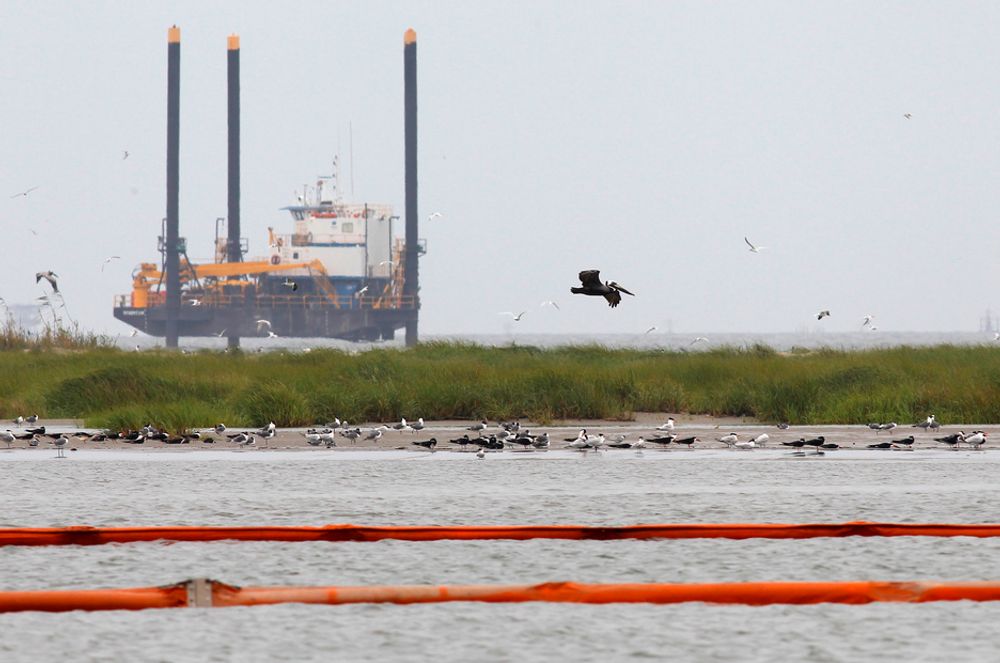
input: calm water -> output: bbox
[2,451,1000,662]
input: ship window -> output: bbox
[341,222,354,233]
[293,252,299,259]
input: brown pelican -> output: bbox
[570,270,634,308]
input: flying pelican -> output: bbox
[744,237,766,253]
[570,270,635,308]
[500,311,526,322]
[101,256,121,272]
[35,271,58,293]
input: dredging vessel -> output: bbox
[112,28,421,344]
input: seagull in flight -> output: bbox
[903,113,912,119]
[500,311,527,322]
[540,300,560,310]
[256,319,272,334]
[214,329,227,337]
[188,299,201,306]
[744,237,766,253]
[817,310,831,320]
[690,337,709,346]
[281,278,298,292]
[570,270,635,308]
[35,271,58,293]
[427,212,443,221]
[10,186,38,199]
[862,314,874,328]
[644,326,657,334]
[122,150,130,160]
[101,256,121,272]
[355,285,369,298]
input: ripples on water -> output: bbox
[2,452,999,662]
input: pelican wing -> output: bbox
[603,289,622,308]
[578,270,602,287]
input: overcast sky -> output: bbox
[3,1,1000,336]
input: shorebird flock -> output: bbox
[1,412,988,456]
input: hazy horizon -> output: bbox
[4,1,1000,337]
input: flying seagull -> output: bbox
[35,271,58,293]
[355,285,369,298]
[10,186,38,199]
[500,311,526,321]
[817,310,831,320]
[281,278,298,292]
[101,256,121,272]
[903,113,912,119]
[644,326,657,334]
[570,270,635,308]
[427,212,443,221]
[690,337,709,346]
[256,319,272,334]
[862,314,874,328]
[122,150,130,160]
[540,300,560,310]
[744,237,766,253]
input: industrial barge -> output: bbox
[113,28,422,345]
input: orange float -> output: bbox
[3,522,1000,547]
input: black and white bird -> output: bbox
[392,418,413,433]
[214,423,227,435]
[913,415,935,430]
[750,433,769,447]
[862,315,874,328]
[281,278,298,292]
[410,417,425,432]
[10,186,39,199]
[718,432,739,447]
[891,435,915,447]
[35,271,59,293]
[744,237,766,253]
[656,418,675,432]
[817,310,831,321]
[570,270,635,308]
[965,431,987,448]
[52,435,68,457]
[499,311,526,322]
[412,438,437,451]
[0,430,14,448]
[101,256,121,272]
[256,319,272,335]
[878,422,898,434]
[355,285,369,298]
[467,420,488,432]
[935,432,965,448]
[673,436,697,448]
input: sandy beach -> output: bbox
[4,413,986,452]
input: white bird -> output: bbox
[266,331,279,338]
[965,431,987,448]
[427,212,443,221]
[214,424,227,435]
[862,315,874,328]
[129,329,138,337]
[744,237,766,253]
[993,332,1000,342]
[10,186,38,199]
[718,432,739,446]
[817,310,831,320]
[378,260,393,267]
[690,337,709,346]
[281,278,298,292]
[215,329,227,337]
[13,416,23,427]
[750,433,769,447]
[0,430,14,448]
[35,271,58,293]
[52,435,68,458]
[355,285,369,298]
[734,438,756,450]
[499,311,527,322]
[656,418,675,432]
[410,417,425,432]
[540,300,560,310]
[256,319,272,334]
[101,256,121,272]
[188,299,201,307]
[632,436,646,449]
[476,447,486,459]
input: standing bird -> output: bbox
[35,271,59,293]
[817,310,831,321]
[570,270,635,308]
[913,415,935,430]
[744,237,766,253]
[656,418,675,432]
[718,432,739,447]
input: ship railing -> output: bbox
[114,293,418,310]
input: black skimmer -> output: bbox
[867,442,892,449]
[782,439,806,448]
[820,442,840,450]
[570,270,635,308]
[673,436,697,448]
[934,432,965,448]
[449,435,474,448]
[802,436,825,450]
[891,436,915,447]
[412,438,437,451]
[965,431,987,449]
[647,435,676,447]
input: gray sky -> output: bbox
[3,1,1000,336]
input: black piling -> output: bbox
[165,26,181,348]
[226,34,242,350]
[403,28,419,347]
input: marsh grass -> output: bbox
[1,341,999,428]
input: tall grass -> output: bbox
[1,341,999,428]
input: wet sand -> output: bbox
[1,414,986,452]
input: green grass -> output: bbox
[1,340,999,428]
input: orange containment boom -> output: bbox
[7,578,1000,612]
[5,521,1000,547]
